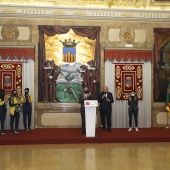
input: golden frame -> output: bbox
[151,0,170,5]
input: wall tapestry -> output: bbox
[115,63,143,100]
[0,62,22,97]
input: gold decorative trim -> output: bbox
[1,63,14,69]
[106,0,146,8]
[1,25,19,40]
[123,32,132,40]
[121,13,134,17]
[53,10,65,15]
[2,8,16,13]
[5,28,16,39]
[73,11,86,16]
[0,0,27,3]
[55,0,104,6]
[151,0,170,6]
[22,9,46,14]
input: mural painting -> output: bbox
[38,26,100,103]
[154,28,170,102]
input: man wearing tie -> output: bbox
[79,86,92,135]
[98,86,114,132]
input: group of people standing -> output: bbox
[0,88,32,135]
[79,86,139,135]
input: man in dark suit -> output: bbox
[79,86,92,135]
[98,86,114,132]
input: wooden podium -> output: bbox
[84,100,98,137]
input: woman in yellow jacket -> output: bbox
[0,89,8,135]
[9,90,23,134]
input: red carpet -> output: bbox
[0,127,170,145]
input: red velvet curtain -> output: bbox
[0,47,35,60]
[104,49,152,62]
[38,26,100,101]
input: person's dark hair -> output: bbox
[0,89,5,100]
[25,88,29,91]
[11,89,18,97]
[131,90,135,93]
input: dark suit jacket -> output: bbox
[98,92,114,112]
[128,96,138,112]
[79,93,92,109]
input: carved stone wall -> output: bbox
[152,103,169,127]
[0,25,31,42]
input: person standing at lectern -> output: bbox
[98,86,114,132]
[79,86,92,135]
[128,90,139,132]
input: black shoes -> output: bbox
[102,127,111,132]
[107,129,111,132]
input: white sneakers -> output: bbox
[128,127,139,131]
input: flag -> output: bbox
[165,81,170,117]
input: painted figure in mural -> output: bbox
[98,86,114,132]
[22,88,32,131]
[154,37,170,102]
[56,62,84,102]
[79,86,92,135]
[9,90,23,134]
[128,90,139,132]
[43,60,59,102]
[165,81,170,117]
[156,43,170,102]
[80,65,88,87]
[0,89,8,135]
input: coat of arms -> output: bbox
[60,39,79,63]
[4,76,11,87]
[125,76,132,88]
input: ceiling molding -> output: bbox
[0,5,170,22]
